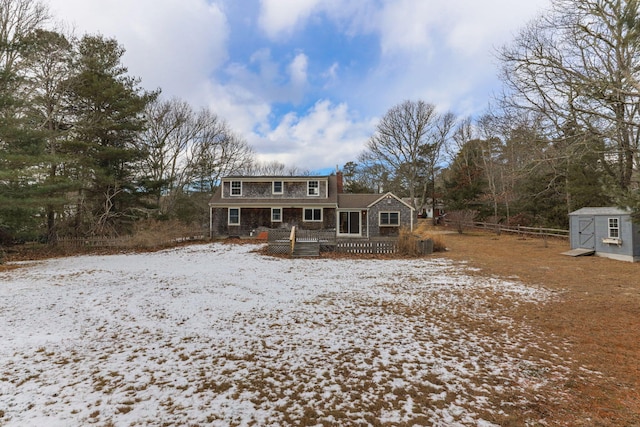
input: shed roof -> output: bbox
[569,207,631,216]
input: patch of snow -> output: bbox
[0,243,571,426]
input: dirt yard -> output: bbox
[429,227,640,426]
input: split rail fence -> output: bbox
[451,221,569,239]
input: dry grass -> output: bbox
[128,219,201,249]
[396,224,449,256]
[397,227,422,256]
[413,220,448,252]
[431,227,640,426]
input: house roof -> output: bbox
[569,207,631,216]
[338,192,415,210]
[337,193,381,209]
[222,175,329,181]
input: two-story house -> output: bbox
[208,173,414,239]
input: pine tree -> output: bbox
[65,35,157,236]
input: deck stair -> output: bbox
[292,240,320,257]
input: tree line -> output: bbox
[2,0,639,245]
[345,0,640,228]
[0,0,309,244]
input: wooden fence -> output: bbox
[451,221,570,239]
[335,239,398,255]
[56,229,208,249]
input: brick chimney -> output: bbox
[336,170,344,194]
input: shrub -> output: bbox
[428,234,447,252]
[128,219,202,249]
[397,227,447,256]
[397,227,421,257]
[446,210,478,234]
[410,221,447,252]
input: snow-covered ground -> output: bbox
[0,243,572,426]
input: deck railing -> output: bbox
[335,239,398,254]
[267,228,423,255]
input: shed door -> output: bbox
[578,217,595,249]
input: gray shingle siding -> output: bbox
[222,179,328,199]
[368,196,413,237]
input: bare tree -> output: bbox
[139,98,255,217]
[139,98,200,212]
[499,0,640,192]
[363,100,455,216]
[0,0,49,73]
[187,110,254,193]
[245,160,304,176]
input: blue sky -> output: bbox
[47,0,552,173]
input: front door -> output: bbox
[339,211,361,235]
[578,217,595,249]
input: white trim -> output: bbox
[228,208,240,225]
[379,211,400,226]
[595,252,637,262]
[602,237,622,246]
[303,207,323,222]
[368,192,414,210]
[337,210,362,236]
[272,181,283,195]
[222,175,330,183]
[307,180,320,196]
[230,180,242,196]
[271,207,282,222]
[607,217,620,238]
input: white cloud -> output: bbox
[43,0,554,171]
[255,100,375,170]
[357,0,551,57]
[441,0,550,55]
[288,53,309,88]
[203,81,272,139]
[375,0,437,54]
[258,0,321,39]
[47,0,229,104]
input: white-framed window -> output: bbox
[307,180,319,196]
[303,208,322,222]
[338,211,361,235]
[230,180,242,196]
[608,217,619,238]
[272,181,283,194]
[379,211,400,226]
[228,208,240,225]
[271,207,282,222]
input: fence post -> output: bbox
[289,226,296,254]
